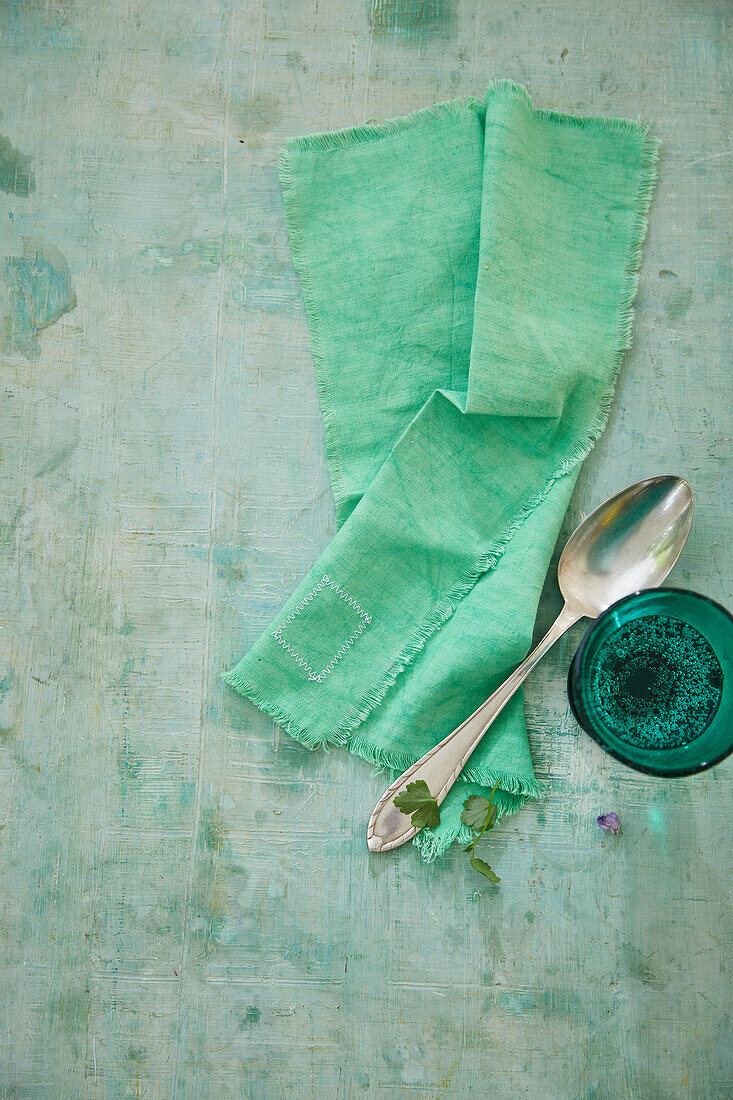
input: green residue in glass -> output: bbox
[590,614,723,749]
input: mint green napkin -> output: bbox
[225,82,657,859]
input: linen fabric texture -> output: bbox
[225,82,658,859]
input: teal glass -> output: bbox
[568,588,733,777]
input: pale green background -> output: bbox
[0,1,731,1097]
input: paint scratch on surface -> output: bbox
[2,244,77,358]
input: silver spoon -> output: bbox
[367,475,694,853]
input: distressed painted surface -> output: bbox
[0,0,731,1097]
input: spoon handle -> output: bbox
[367,603,582,853]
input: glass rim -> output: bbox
[568,587,733,778]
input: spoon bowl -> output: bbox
[558,475,694,617]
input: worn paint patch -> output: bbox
[0,132,35,196]
[0,667,17,735]
[622,944,669,991]
[658,270,694,323]
[48,988,90,1035]
[3,244,76,358]
[239,1005,261,1028]
[187,793,232,952]
[496,988,578,1015]
[0,669,16,699]
[187,542,248,582]
[370,0,453,36]
[118,752,141,780]
[200,803,226,854]
[140,235,248,273]
[232,92,281,136]
[140,246,174,267]
[664,284,694,322]
[179,236,246,270]
[34,441,77,479]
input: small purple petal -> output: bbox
[597,813,621,835]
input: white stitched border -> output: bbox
[270,574,372,683]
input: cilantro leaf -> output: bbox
[393,780,440,831]
[461,795,492,831]
[462,796,498,834]
[470,854,500,883]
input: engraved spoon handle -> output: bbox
[367,603,581,852]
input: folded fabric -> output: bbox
[225,82,658,860]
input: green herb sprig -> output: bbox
[391,776,502,884]
[461,779,501,883]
